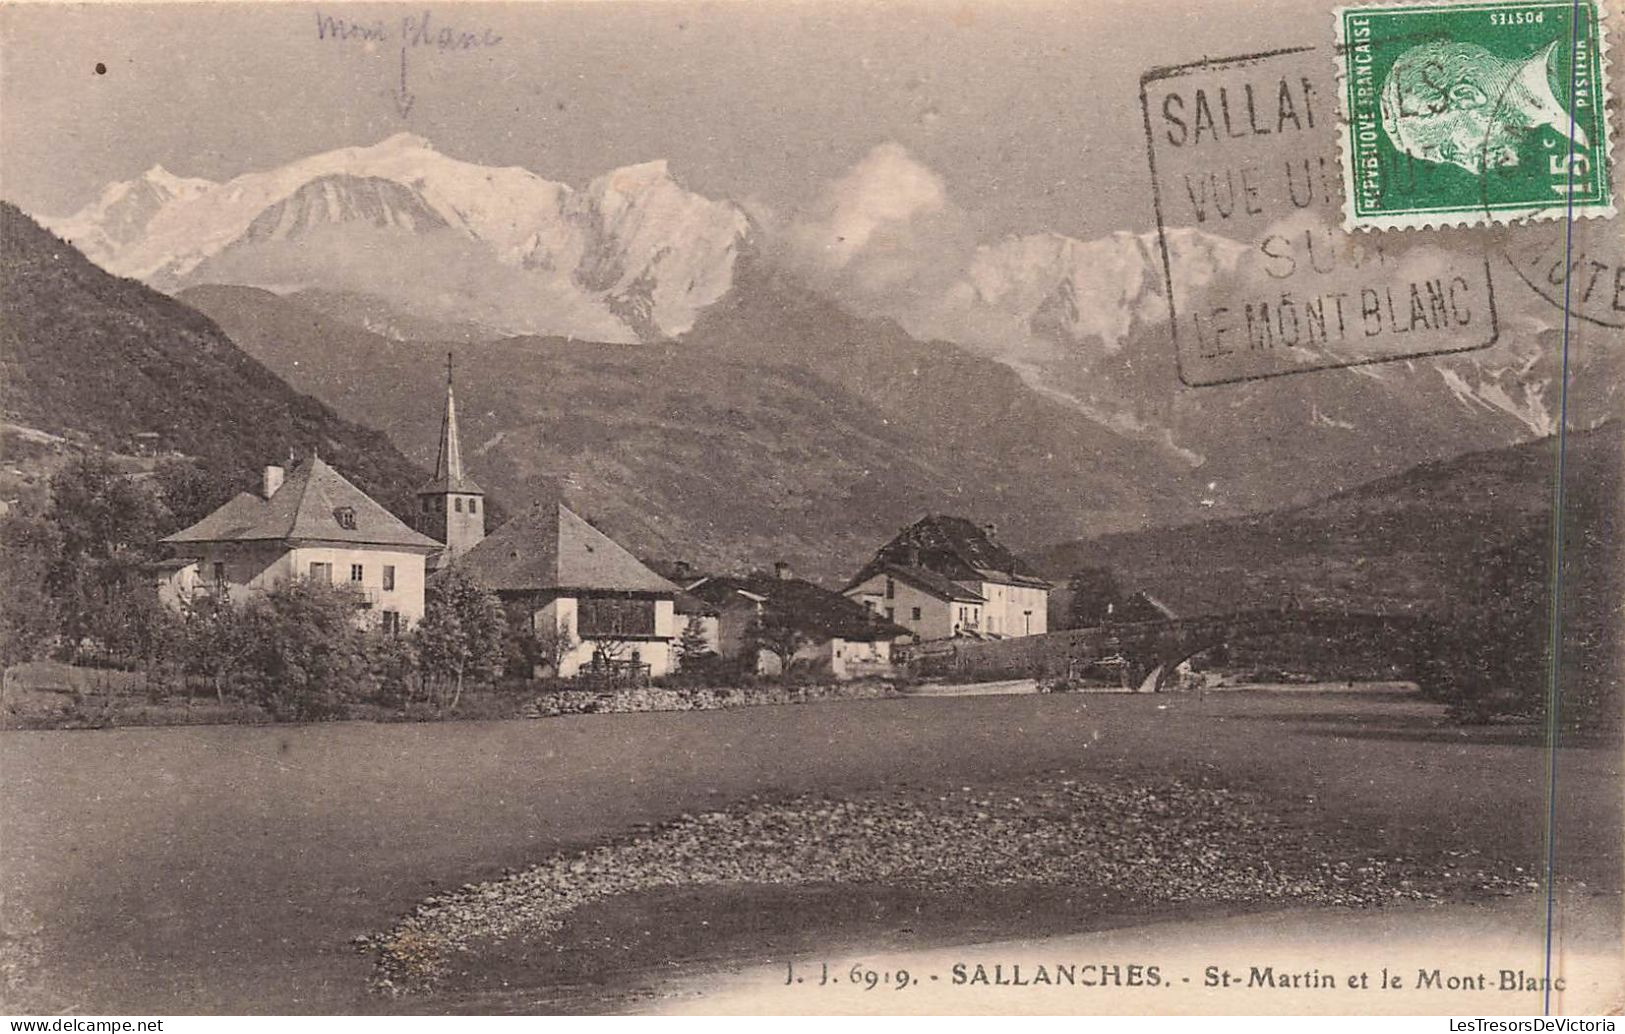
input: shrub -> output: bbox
[234,581,376,720]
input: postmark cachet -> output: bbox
[1140,46,1500,386]
[1335,0,1616,230]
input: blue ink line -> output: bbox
[1543,0,1584,1016]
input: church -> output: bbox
[158,355,681,674]
[156,357,486,630]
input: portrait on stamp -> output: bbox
[1335,0,1615,229]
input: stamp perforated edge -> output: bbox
[1332,0,1618,232]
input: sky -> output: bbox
[1,0,1323,240]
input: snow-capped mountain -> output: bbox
[957,228,1247,352]
[47,164,215,261]
[45,133,748,342]
[44,132,1617,504]
[937,224,1614,452]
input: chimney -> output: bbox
[774,560,792,581]
[262,465,285,499]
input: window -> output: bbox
[885,577,895,599]
[333,506,356,530]
[469,498,478,514]
[308,562,333,584]
[577,596,656,637]
[381,611,401,635]
[885,606,894,620]
[911,606,921,621]
[212,561,225,585]
[382,565,396,591]
[454,497,464,513]
[350,564,364,582]
[421,498,431,513]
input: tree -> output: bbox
[153,458,240,531]
[743,609,812,681]
[1067,566,1125,628]
[577,595,655,682]
[366,628,421,708]
[0,509,61,666]
[676,614,712,668]
[510,614,576,679]
[417,568,507,708]
[234,580,376,720]
[44,454,170,646]
[181,592,251,705]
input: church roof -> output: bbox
[419,360,483,496]
[453,502,679,595]
[162,455,441,551]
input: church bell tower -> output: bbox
[417,353,486,564]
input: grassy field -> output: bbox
[0,689,1617,1014]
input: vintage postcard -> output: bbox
[0,0,1620,1021]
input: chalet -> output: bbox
[452,503,683,678]
[845,515,1053,640]
[158,456,441,629]
[689,563,907,680]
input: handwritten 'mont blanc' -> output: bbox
[315,10,503,50]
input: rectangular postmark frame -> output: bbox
[1140,46,1500,387]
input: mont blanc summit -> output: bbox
[46,133,749,343]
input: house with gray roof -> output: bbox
[453,502,684,678]
[844,515,1054,641]
[160,455,442,630]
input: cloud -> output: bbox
[791,142,948,270]
[768,142,978,317]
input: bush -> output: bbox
[1421,522,1621,729]
[233,581,377,720]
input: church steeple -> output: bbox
[417,353,485,564]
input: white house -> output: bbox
[159,456,442,630]
[844,515,1053,641]
[453,502,683,678]
[844,564,986,641]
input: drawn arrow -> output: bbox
[393,43,415,119]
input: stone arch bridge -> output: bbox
[907,608,1441,693]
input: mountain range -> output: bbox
[1037,421,1621,621]
[30,133,1625,580]
[47,134,747,344]
[177,278,1198,582]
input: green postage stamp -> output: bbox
[1335,0,1616,229]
